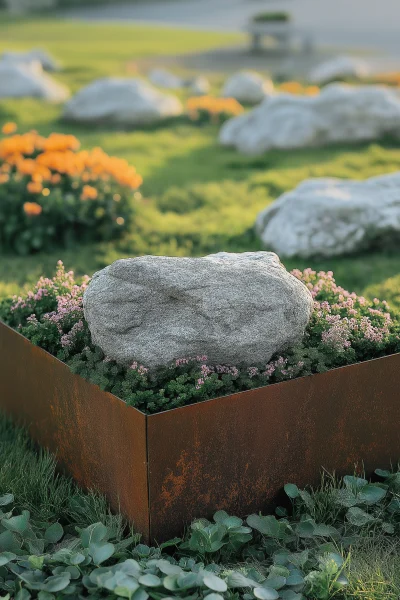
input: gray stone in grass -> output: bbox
[0,61,69,102]
[63,77,183,125]
[255,172,400,258]
[83,252,313,369]
[219,83,400,154]
[1,48,61,71]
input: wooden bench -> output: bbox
[245,21,314,54]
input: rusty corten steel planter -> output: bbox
[0,319,400,542]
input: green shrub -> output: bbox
[0,127,142,254]
[252,12,291,23]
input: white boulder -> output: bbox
[309,55,370,84]
[255,172,400,258]
[1,48,60,71]
[220,84,400,154]
[63,78,183,125]
[0,61,69,102]
[83,252,313,369]
[148,68,184,89]
[222,71,273,104]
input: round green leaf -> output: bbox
[203,573,228,593]
[43,574,71,593]
[0,552,16,566]
[357,484,387,505]
[89,542,115,565]
[375,469,391,478]
[254,587,279,600]
[45,522,64,544]
[284,484,299,499]
[138,574,161,587]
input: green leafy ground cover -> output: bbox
[0,415,400,600]
[0,18,399,311]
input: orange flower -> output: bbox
[305,85,320,96]
[187,96,244,119]
[23,202,42,216]
[0,173,9,183]
[81,184,98,200]
[27,181,43,194]
[2,122,17,135]
[279,81,303,94]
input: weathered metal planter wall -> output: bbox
[0,319,400,543]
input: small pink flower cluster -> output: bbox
[292,268,394,353]
[247,357,305,380]
[130,361,149,377]
[60,320,84,348]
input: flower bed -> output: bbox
[0,125,142,254]
[1,262,399,415]
[187,97,244,125]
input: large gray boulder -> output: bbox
[219,84,400,154]
[222,71,274,105]
[63,78,183,125]
[308,55,369,84]
[83,252,313,369]
[255,172,400,258]
[0,61,69,102]
[1,48,60,71]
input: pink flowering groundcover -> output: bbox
[1,261,400,415]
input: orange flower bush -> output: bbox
[187,96,244,125]
[0,125,142,254]
[279,82,320,96]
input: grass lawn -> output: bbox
[0,18,400,309]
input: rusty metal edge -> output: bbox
[2,318,399,418]
[0,319,150,539]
